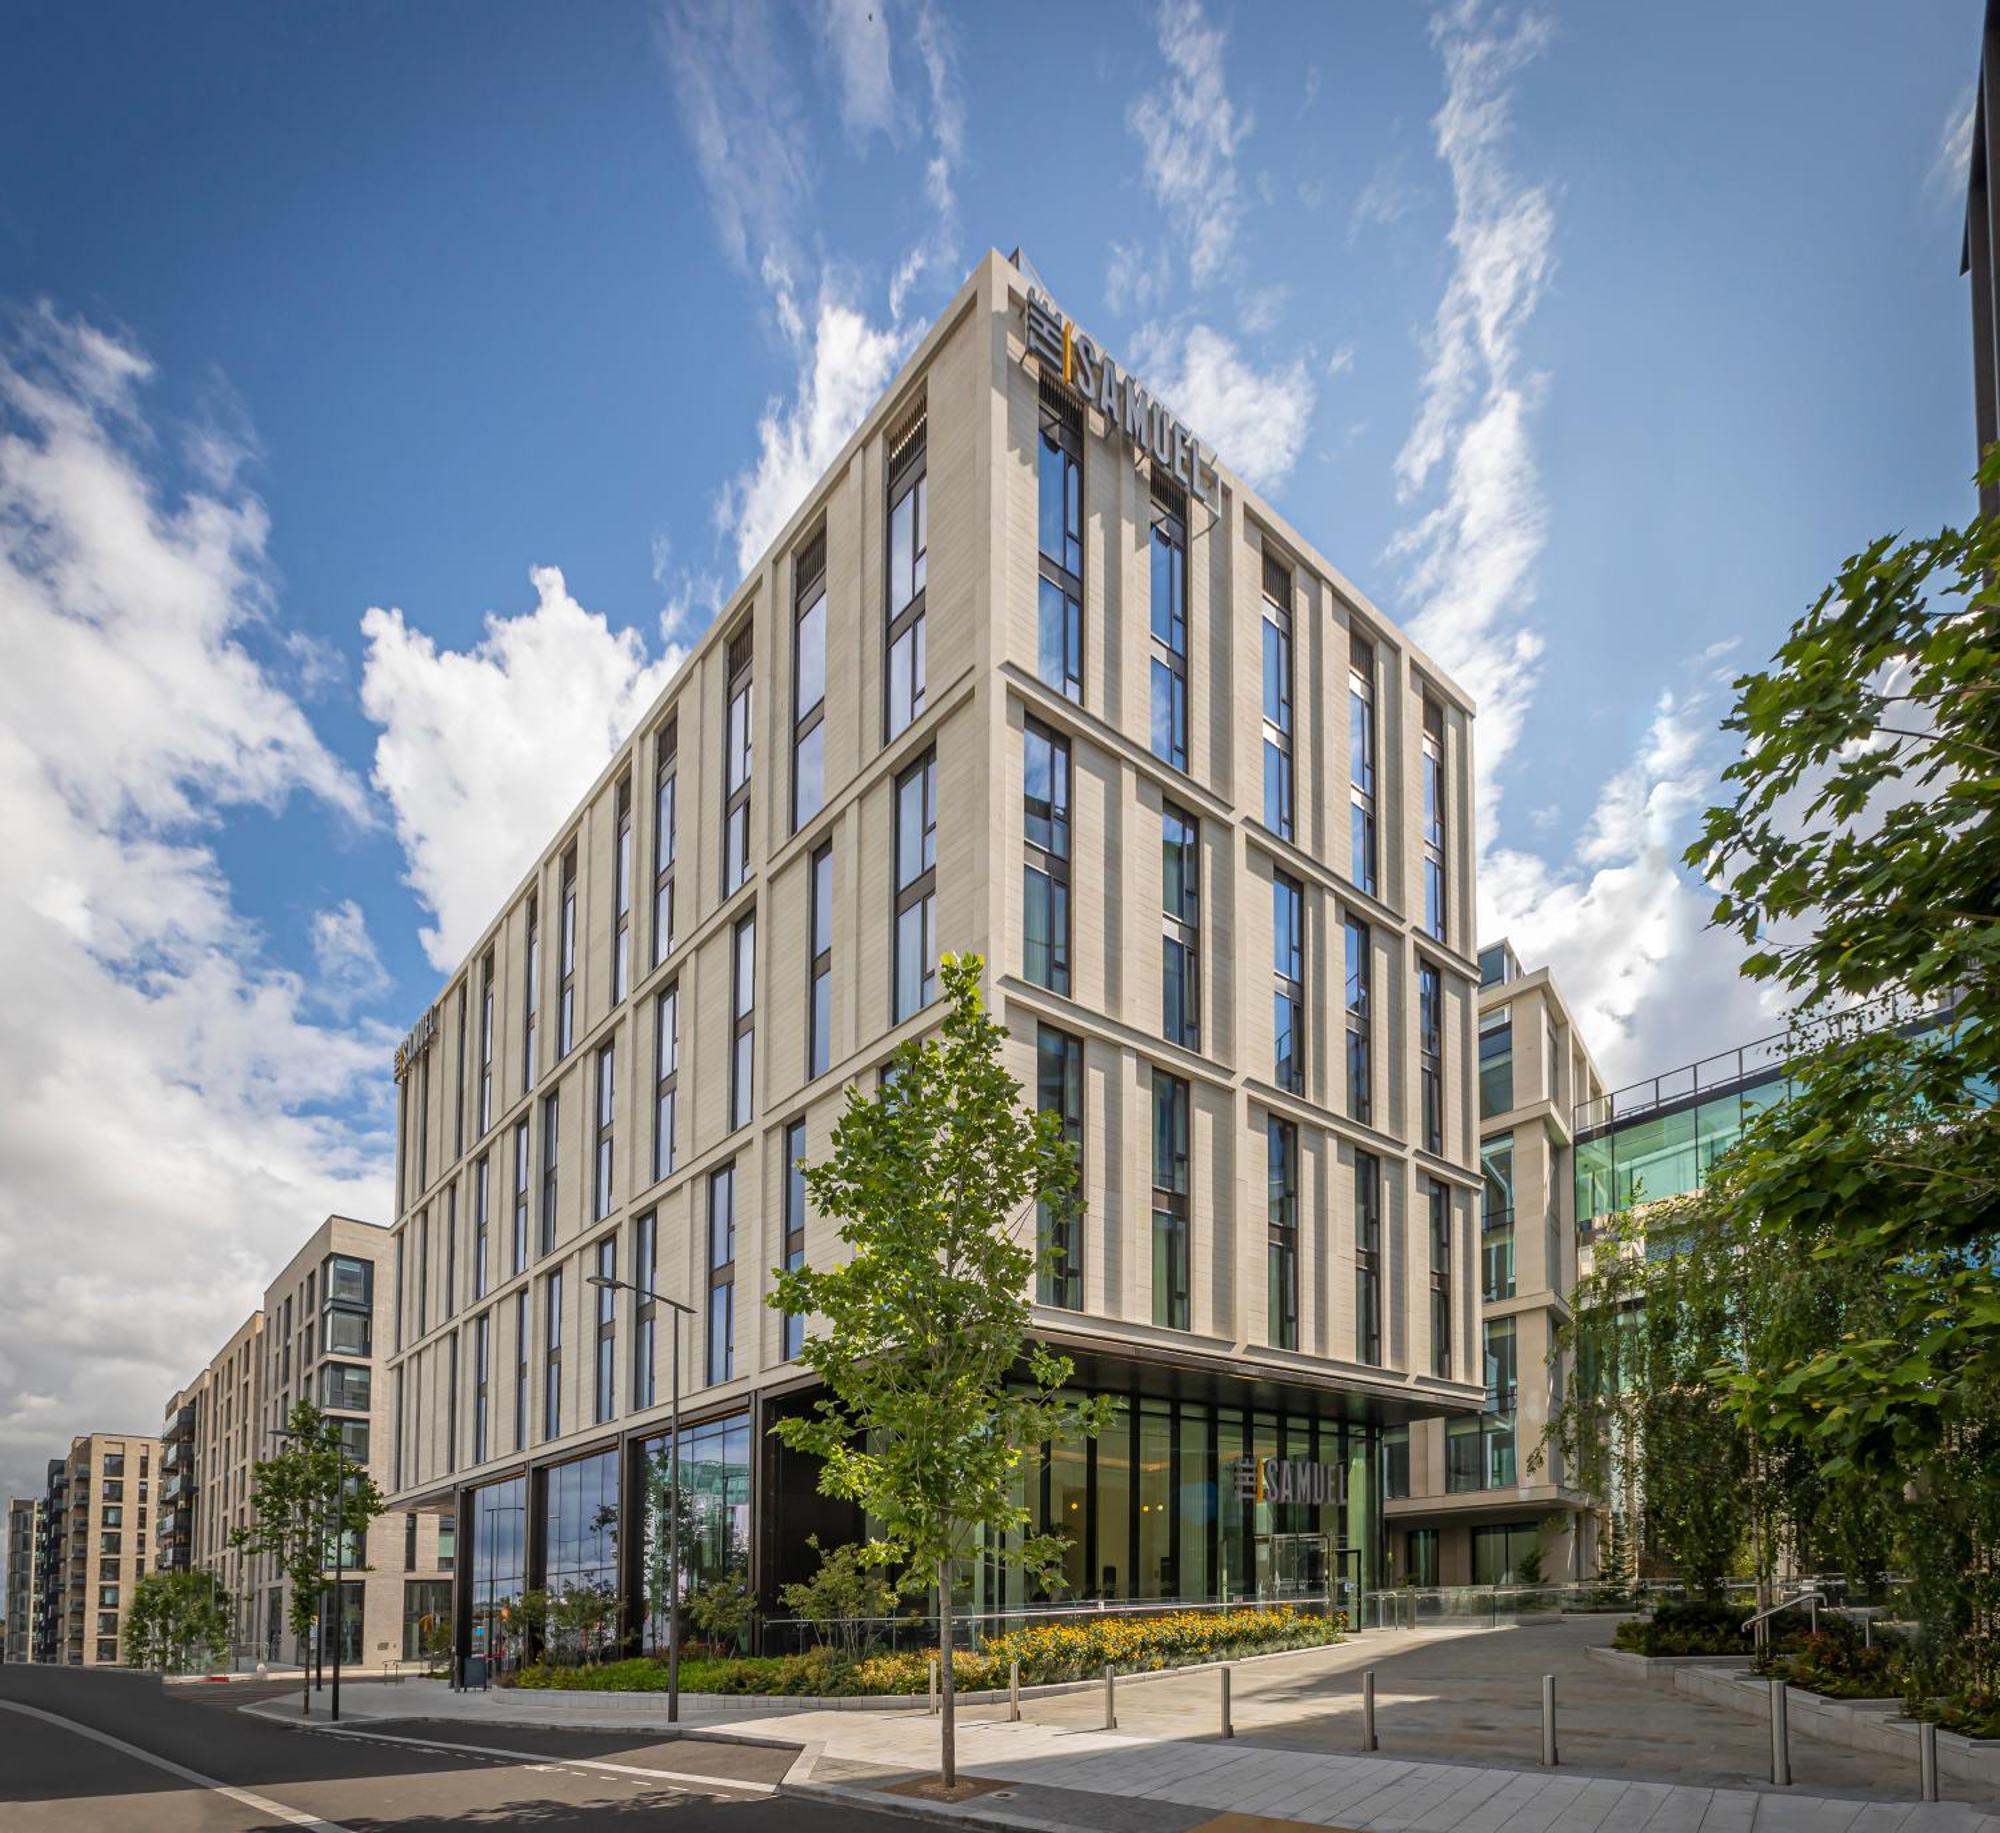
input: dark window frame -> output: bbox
[1022,717,1071,996]
[885,411,929,740]
[539,1090,560,1257]
[542,1268,563,1441]
[653,983,679,1181]
[1151,1069,1190,1330]
[592,1039,615,1221]
[593,1234,616,1425]
[781,1119,808,1359]
[1274,871,1305,1095]
[1148,481,1189,771]
[792,533,828,831]
[1418,960,1443,1154]
[1421,694,1447,943]
[1036,1026,1084,1310]
[1349,634,1378,896]
[1429,1177,1452,1380]
[523,892,540,1092]
[1355,1151,1382,1366]
[1036,385,1084,703]
[730,915,755,1133]
[1267,1114,1299,1350]
[723,624,754,895]
[707,1161,736,1385]
[1345,915,1372,1125]
[557,844,578,1058]
[1261,548,1295,841]
[653,718,678,966]
[1162,802,1200,1050]
[808,842,832,1078]
[893,751,938,1022]
[613,775,634,1003]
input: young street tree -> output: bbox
[121,1569,233,1674]
[768,954,1112,1791]
[231,1399,386,1711]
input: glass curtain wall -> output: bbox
[638,1413,752,1652]
[469,1476,527,1674]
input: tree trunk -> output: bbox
[937,1557,956,1791]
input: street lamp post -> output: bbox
[586,1271,695,1723]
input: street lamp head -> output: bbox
[586,1274,619,1292]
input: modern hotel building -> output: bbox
[383,250,1487,1659]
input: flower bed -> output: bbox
[510,1604,1343,1695]
[1754,1624,1903,1701]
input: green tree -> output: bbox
[122,1569,232,1673]
[768,954,1113,1790]
[1682,466,2000,1701]
[231,1400,385,1710]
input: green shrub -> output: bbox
[1613,1598,1752,1657]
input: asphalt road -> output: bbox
[0,1663,900,1831]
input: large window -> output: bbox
[1345,916,1372,1125]
[1449,1324,1519,1492]
[1354,1152,1381,1366]
[1428,1178,1452,1379]
[1349,634,1377,895]
[730,916,755,1132]
[523,892,540,1091]
[477,950,494,1135]
[893,753,937,1021]
[792,534,826,829]
[1151,1071,1190,1330]
[541,1451,621,1661]
[472,1154,489,1299]
[1421,695,1447,942]
[472,1310,490,1464]
[593,1236,615,1425]
[1480,1006,1514,1116]
[511,1118,529,1275]
[781,1120,808,1359]
[1023,719,1071,996]
[542,1268,562,1440]
[808,843,832,1078]
[653,718,677,964]
[1418,960,1442,1154]
[632,1210,657,1409]
[1482,1135,1516,1302]
[592,1041,614,1221]
[707,1163,735,1385]
[613,775,633,1002]
[1036,1026,1084,1310]
[723,625,754,894]
[539,1091,560,1256]
[1261,549,1294,841]
[320,1362,371,1413]
[1382,1425,1410,1500]
[653,984,678,1181]
[1162,803,1199,1050]
[1148,482,1188,770]
[558,845,578,1058]
[1267,1116,1298,1350]
[1273,872,1304,1094]
[886,412,928,738]
[1037,386,1084,701]
[513,1290,529,1451]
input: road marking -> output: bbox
[0,1698,354,1833]
[301,1722,778,1796]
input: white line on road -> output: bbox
[0,1698,354,1833]
[299,1721,779,1796]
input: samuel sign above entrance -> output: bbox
[1022,288,1221,514]
[1233,1455,1349,1507]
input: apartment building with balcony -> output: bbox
[31,1433,162,1665]
[5,1497,40,1662]
[1382,941,1607,1588]
[383,250,1487,1662]
[249,1215,452,1668]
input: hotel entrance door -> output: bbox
[1255,1532,1330,1601]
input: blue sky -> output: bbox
[0,0,1980,1508]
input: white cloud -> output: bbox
[310,898,389,1011]
[660,0,961,581]
[1390,0,1557,811]
[1349,154,1426,239]
[1128,0,1252,288]
[655,0,812,275]
[1482,687,1773,1087]
[1105,240,1169,320]
[0,309,391,1515]
[824,0,896,141]
[1132,321,1316,492]
[1930,83,1975,200]
[359,566,687,972]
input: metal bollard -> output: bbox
[1540,1673,1558,1767]
[1220,1664,1233,1739]
[1362,1668,1378,1752]
[1009,1657,1020,1723]
[1103,1663,1117,1730]
[928,1657,938,1715]
[1769,1677,1791,1787]
[1920,1720,1939,1803]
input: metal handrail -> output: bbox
[1744,1590,1823,1643]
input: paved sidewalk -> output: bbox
[248,1623,2000,1833]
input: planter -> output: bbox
[1586,1646,1754,1682]
[1662,1664,2000,1789]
